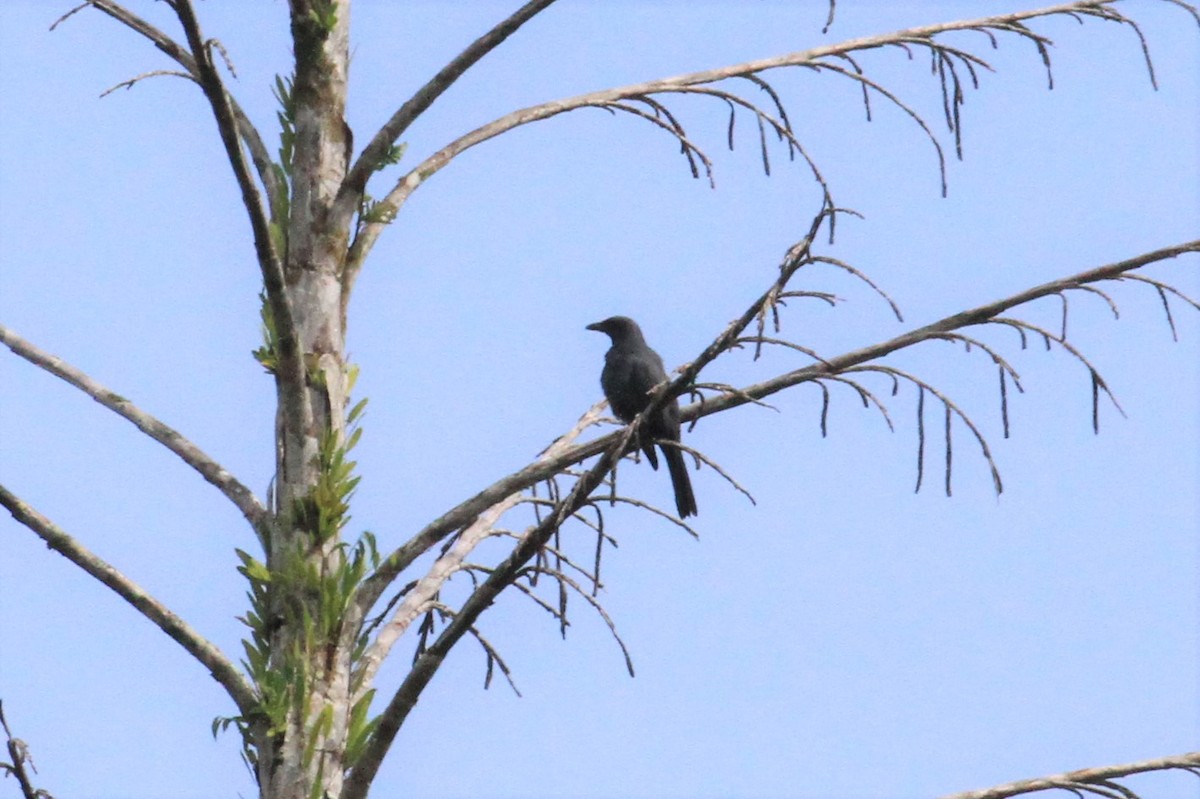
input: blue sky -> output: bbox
[1,2,1197,798]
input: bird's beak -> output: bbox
[585,321,603,332]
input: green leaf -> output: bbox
[346,397,368,426]
[268,220,288,260]
[235,549,272,584]
[344,689,378,765]
[359,199,397,226]
[242,639,267,676]
[211,715,232,739]
[360,531,380,568]
[375,142,407,171]
[303,704,335,769]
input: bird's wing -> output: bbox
[603,349,667,421]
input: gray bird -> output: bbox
[586,316,697,518]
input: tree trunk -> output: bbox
[256,2,357,797]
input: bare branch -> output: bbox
[940,750,1200,799]
[348,210,884,785]
[56,3,307,440]
[733,335,829,364]
[929,332,1024,388]
[1119,273,1200,341]
[732,239,1200,414]
[822,0,838,34]
[821,374,897,433]
[54,1,284,224]
[990,317,1127,432]
[169,1,310,437]
[506,569,570,620]
[497,527,610,588]
[49,2,89,30]
[665,85,832,197]
[810,256,904,322]
[53,1,191,63]
[0,324,266,531]
[0,485,256,715]
[581,493,700,539]
[606,100,714,186]
[339,0,561,201]
[520,565,635,676]
[464,622,521,696]
[423,602,523,696]
[806,58,948,195]
[359,206,840,611]
[691,382,781,415]
[348,222,1197,799]
[345,0,1189,270]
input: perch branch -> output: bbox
[351,229,1197,798]
[359,205,839,610]
[362,237,1199,606]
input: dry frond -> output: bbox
[840,364,1004,495]
[346,1,1200,276]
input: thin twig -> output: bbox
[0,700,51,799]
[665,441,757,506]
[99,69,193,97]
[990,316,1126,432]
[845,364,1003,495]
[54,1,284,224]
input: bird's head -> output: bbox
[586,315,645,344]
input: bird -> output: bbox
[586,315,698,518]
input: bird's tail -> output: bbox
[662,445,698,518]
